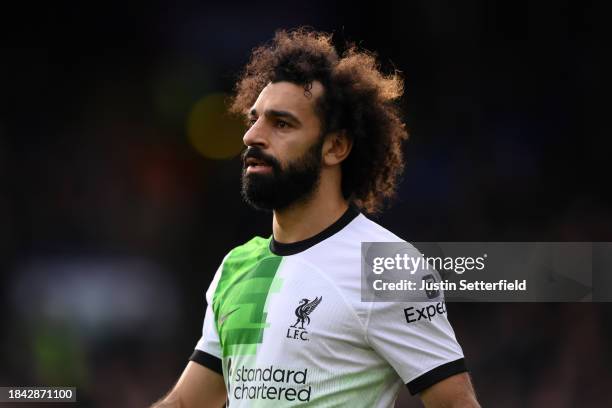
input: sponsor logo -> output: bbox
[219,307,240,326]
[286,296,322,341]
[404,301,447,323]
[230,364,311,402]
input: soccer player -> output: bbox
[153,28,480,407]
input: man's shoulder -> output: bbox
[222,235,275,266]
[231,235,272,253]
[326,213,404,249]
[294,213,406,266]
[211,236,276,298]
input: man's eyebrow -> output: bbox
[249,108,302,125]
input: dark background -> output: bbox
[1,1,609,406]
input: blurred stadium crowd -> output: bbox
[1,1,609,406]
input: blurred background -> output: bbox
[1,1,609,406]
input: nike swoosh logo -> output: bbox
[219,307,240,326]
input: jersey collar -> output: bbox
[269,204,360,256]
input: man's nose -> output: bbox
[242,119,268,148]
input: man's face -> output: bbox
[241,81,325,211]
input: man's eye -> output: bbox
[247,118,257,127]
[276,120,289,128]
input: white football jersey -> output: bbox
[191,206,466,407]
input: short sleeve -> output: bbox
[365,296,467,395]
[189,259,225,375]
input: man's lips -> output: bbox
[244,157,273,173]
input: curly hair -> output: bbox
[230,27,408,213]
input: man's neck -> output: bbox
[272,190,349,244]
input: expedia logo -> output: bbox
[286,296,322,341]
[404,301,447,324]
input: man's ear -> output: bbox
[322,130,352,166]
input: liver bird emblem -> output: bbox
[290,296,322,329]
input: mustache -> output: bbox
[242,147,280,169]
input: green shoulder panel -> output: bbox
[212,236,283,357]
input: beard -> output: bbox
[241,139,324,211]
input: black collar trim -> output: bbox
[269,205,360,256]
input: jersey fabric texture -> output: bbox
[190,206,467,407]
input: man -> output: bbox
[154,28,479,407]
